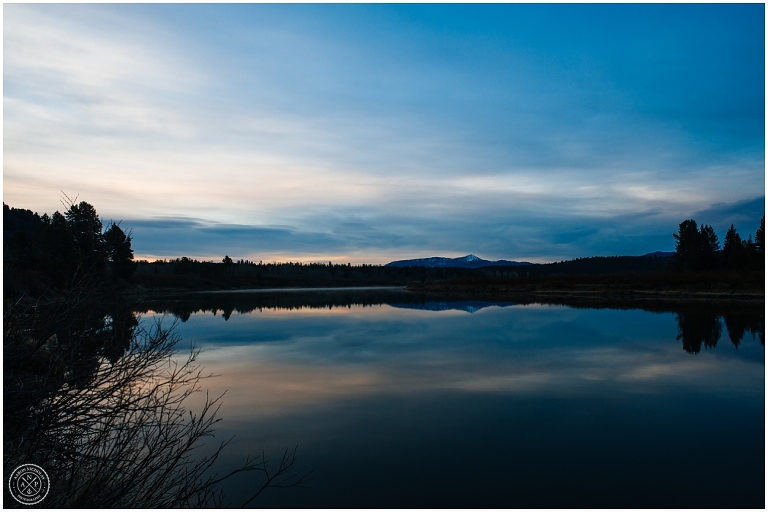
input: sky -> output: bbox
[3,3,765,264]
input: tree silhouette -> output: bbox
[65,200,107,275]
[104,223,136,280]
[6,199,139,289]
[722,224,744,269]
[698,224,720,270]
[673,219,700,271]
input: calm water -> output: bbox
[139,292,764,508]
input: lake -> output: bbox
[137,290,764,508]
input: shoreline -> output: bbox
[407,281,764,307]
[121,271,765,309]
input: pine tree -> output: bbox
[698,224,720,270]
[722,224,743,269]
[673,219,700,271]
[755,215,764,255]
[104,223,136,280]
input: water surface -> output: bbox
[140,294,764,508]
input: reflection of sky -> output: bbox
[159,305,764,416]
[5,4,765,263]
[147,304,763,507]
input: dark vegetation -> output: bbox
[132,257,513,291]
[412,217,764,301]
[132,249,678,289]
[132,252,674,292]
[4,200,135,296]
[3,199,308,507]
[671,217,764,272]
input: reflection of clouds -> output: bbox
[625,363,689,381]
[186,306,764,419]
[569,347,756,394]
[449,372,555,392]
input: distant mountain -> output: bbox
[643,251,675,258]
[385,254,532,269]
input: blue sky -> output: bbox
[4,4,765,263]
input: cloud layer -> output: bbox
[4,4,764,262]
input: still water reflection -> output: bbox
[136,292,764,508]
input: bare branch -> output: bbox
[4,288,309,507]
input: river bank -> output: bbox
[121,271,766,318]
[407,272,765,308]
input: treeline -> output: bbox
[523,254,671,277]
[4,200,135,295]
[135,257,511,288]
[139,257,393,278]
[135,254,672,287]
[4,199,765,295]
[672,217,764,272]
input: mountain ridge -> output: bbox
[385,254,533,269]
[386,251,675,269]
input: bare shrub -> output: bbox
[4,292,309,507]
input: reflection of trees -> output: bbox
[675,311,722,354]
[724,313,765,347]
[724,315,748,348]
[751,316,764,346]
[4,286,308,507]
[676,308,764,354]
[133,289,430,321]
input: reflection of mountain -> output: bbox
[390,301,515,313]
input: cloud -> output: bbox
[692,196,765,233]
[127,217,330,259]
[3,4,764,262]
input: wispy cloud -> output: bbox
[4,4,764,261]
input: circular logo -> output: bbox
[8,464,50,505]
